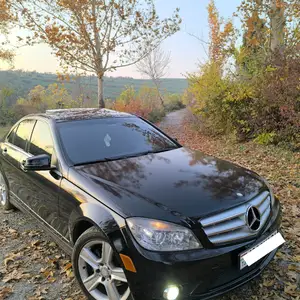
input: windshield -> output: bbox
[57,117,179,165]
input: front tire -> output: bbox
[0,170,13,210]
[72,227,131,300]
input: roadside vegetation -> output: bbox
[184,0,299,151]
[0,127,9,139]
[0,82,185,129]
[106,86,185,123]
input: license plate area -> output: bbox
[239,232,284,270]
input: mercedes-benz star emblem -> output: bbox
[246,206,261,231]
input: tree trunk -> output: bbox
[270,0,285,53]
[97,76,105,108]
[154,80,165,108]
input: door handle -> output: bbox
[20,160,27,172]
[2,148,7,155]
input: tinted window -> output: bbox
[58,117,178,165]
[29,121,54,157]
[14,120,36,151]
[7,126,18,144]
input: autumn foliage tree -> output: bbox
[186,0,300,149]
[0,0,15,64]
[207,0,235,66]
[238,0,299,55]
[11,0,181,108]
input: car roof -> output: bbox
[31,108,134,122]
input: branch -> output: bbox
[187,32,210,44]
[73,11,98,59]
[19,6,96,71]
[34,1,81,36]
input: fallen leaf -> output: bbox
[31,240,41,247]
[49,242,56,248]
[64,263,72,272]
[0,286,13,299]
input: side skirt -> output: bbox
[10,193,73,256]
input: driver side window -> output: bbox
[7,126,18,144]
[29,121,54,160]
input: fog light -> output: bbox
[163,285,179,300]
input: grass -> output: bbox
[0,127,10,139]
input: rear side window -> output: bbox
[29,121,54,157]
[14,120,36,151]
[7,126,18,144]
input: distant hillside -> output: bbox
[0,70,188,106]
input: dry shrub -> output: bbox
[186,54,300,150]
[113,98,152,119]
[112,86,166,122]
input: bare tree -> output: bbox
[11,0,181,108]
[136,45,171,107]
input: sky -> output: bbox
[6,0,242,78]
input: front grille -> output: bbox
[200,191,271,245]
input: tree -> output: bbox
[238,0,299,55]
[207,0,235,66]
[11,0,181,108]
[16,83,83,113]
[0,0,15,64]
[270,0,286,53]
[136,45,170,107]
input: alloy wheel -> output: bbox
[0,172,7,206]
[78,240,131,300]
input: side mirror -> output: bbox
[21,154,55,171]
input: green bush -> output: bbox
[148,108,166,123]
[185,55,300,150]
[164,93,185,112]
[254,132,276,145]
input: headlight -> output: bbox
[262,177,275,206]
[126,218,202,251]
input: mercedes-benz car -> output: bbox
[0,108,283,300]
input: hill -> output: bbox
[0,70,188,106]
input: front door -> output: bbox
[0,119,36,206]
[22,120,62,233]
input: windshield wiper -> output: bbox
[152,146,179,154]
[105,151,155,161]
[73,151,153,166]
[73,148,179,166]
[73,158,112,166]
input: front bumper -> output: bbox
[120,200,282,300]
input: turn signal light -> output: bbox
[119,254,137,273]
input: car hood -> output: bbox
[72,148,266,222]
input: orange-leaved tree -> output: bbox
[0,0,15,64]
[207,0,235,67]
[238,0,299,55]
[11,0,181,108]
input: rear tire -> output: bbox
[72,226,132,300]
[0,170,13,211]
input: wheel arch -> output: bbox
[69,202,127,252]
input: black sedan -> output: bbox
[0,109,283,300]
